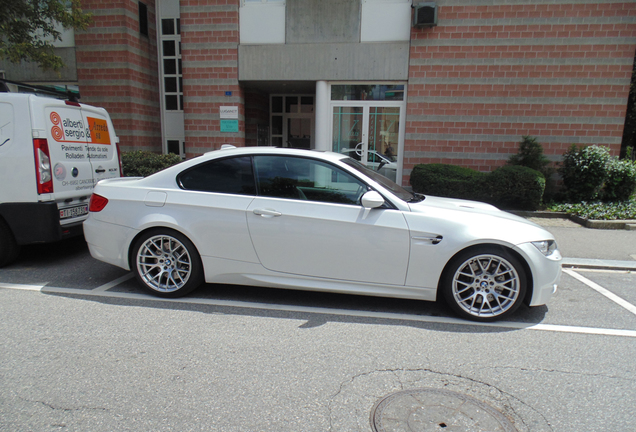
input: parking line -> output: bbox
[1,281,635,338]
[563,269,636,316]
[92,274,134,292]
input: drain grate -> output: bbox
[370,388,517,432]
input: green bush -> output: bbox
[602,157,636,202]
[410,164,488,201]
[559,144,610,201]
[487,165,546,210]
[507,135,555,200]
[508,136,551,174]
[410,164,546,210]
[122,151,183,177]
[549,198,636,220]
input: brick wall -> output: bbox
[405,1,636,183]
[180,0,244,157]
[76,0,161,152]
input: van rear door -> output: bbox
[79,104,121,183]
[36,99,119,225]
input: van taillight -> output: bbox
[116,142,124,176]
[33,138,53,194]
[89,194,109,212]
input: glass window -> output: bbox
[179,156,256,195]
[285,96,298,113]
[165,77,177,93]
[271,96,283,113]
[163,40,176,56]
[167,140,181,155]
[165,95,178,110]
[162,19,175,35]
[139,2,148,36]
[163,59,176,75]
[254,156,367,205]
[331,84,404,101]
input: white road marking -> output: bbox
[92,274,134,292]
[563,269,636,316]
[1,281,635,338]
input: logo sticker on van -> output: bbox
[87,117,111,145]
[49,111,111,145]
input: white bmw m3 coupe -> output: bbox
[84,146,561,321]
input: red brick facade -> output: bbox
[404,2,636,183]
[76,0,162,153]
[180,0,244,157]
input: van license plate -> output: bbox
[60,204,89,220]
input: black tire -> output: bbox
[130,229,204,298]
[0,218,19,267]
[442,246,527,322]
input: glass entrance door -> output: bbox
[332,105,400,182]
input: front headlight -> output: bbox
[532,240,558,256]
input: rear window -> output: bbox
[178,156,256,195]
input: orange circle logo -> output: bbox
[50,112,61,125]
[51,126,64,142]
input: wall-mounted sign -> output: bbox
[220,106,238,119]
[225,91,232,97]
[220,119,239,133]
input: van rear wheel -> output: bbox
[0,219,19,267]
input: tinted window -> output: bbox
[253,155,367,205]
[179,156,256,195]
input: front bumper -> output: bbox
[516,242,562,306]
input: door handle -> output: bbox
[253,208,282,218]
[95,168,106,173]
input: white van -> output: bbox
[0,89,122,266]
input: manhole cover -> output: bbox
[370,388,518,432]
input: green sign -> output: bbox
[220,119,239,133]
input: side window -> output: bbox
[253,155,367,205]
[178,156,256,195]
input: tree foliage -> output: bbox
[0,0,92,71]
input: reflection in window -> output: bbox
[179,157,256,195]
[254,156,366,205]
[331,84,404,101]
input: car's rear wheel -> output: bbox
[0,218,19,267]
[442,247,527,322]
[131,229,203,298]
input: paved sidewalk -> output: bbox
[527,217,636,271]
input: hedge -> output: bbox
[410,163,546,210]
[122,151,183,177]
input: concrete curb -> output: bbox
[562,258,636,271]
[509,210,636,230]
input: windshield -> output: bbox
[341,158,420,202]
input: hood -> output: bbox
[409,195,542,229]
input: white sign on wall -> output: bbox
[220,106,239,119]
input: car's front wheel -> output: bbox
[131,229,203,298]
[442,247,527,322]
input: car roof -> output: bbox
[204,146,349,163]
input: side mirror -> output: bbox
[361,191,385,209]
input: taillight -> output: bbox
[89,193,109,212]
[116,141,124,176]
[33,138,53,194]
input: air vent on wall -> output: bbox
[413,2,437,28]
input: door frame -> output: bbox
[327,83,407,185]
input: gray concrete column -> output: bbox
[315,80,330,151]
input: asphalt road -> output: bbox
[1,238,635,431]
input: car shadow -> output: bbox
[43,280,550,335]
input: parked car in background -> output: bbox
[0,81,122,266]
[84,146,561,321]
[340,147,397,182]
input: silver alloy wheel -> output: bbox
[451,254,521,318]
[136,234,192,293]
